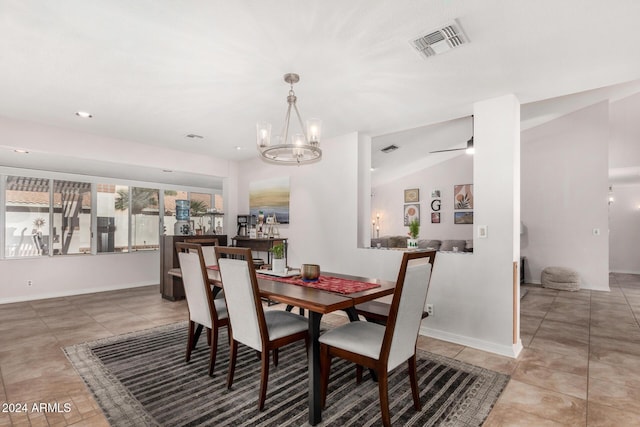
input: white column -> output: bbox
[474,94,522,355]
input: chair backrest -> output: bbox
[175,242,217,329]
[383,250,436,371]
[185,238,219,267]
[214,246,267,352]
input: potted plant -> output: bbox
[270,243,286,273]
[407,219,419,248]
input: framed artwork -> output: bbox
[431,189,441,198]
[249,176,290,224]
[430,199,441,211]
[404,188,419,203]
[454,184,474,209]
[404,203,420,226]
[454,211,474,224]
[431,212,440,223]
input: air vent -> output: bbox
[410,20,467,59]
[186,134,203,139]
[381,144,399,153]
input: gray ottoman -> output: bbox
[541,266,580,291]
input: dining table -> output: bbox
[168,266,396,425]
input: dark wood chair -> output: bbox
[175,242,229,376]
[355,250,436,325]
[184,238,219,267]
[319,250,435,427]
[214,246,309,411]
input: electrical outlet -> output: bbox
[27,280,33,286]
[426,304,434,316]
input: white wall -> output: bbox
[609,92,640,169]
[521,102,609,290]
[371,154,473,241]
[238,95,522,357]
[0,251,158,303]
[609,184,640,273]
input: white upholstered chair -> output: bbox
[184,238,224,300]
[319,250,435,427]
[176,242,229,376]
[214,246,309,411]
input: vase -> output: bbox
[272,257,286,273]
[407,238,418,248]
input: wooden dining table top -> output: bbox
[167,267,396,313]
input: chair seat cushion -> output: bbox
[265,310,308,341]
[214,298,228,319]
[319,321,385,360]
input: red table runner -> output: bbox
[208,265,380,295]
[257,273,381,295]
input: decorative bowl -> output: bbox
[301,264,321,281]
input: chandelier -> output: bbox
[256,73,322,165]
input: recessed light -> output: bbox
[236,146,242,150]
[14,149,29,154]
[75,111,93,118]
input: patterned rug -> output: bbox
[64,322,509,426]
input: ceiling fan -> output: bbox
[429,115,474,155]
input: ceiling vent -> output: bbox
[381,144,399,153]
[410,21,467,59]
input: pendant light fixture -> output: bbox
[257,73,322,165]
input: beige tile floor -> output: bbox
[0,273,639,426]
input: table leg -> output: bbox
[308,311,322,425]
[343,307,359,322]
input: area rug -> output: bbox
[64,322,509,426]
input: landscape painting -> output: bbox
[454,211,473,224]
[249,177,290,224]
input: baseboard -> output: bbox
[610,269,640,275]
[0,281,158,304]
[419,325,521,358]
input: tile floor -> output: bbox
[0,273,639,426]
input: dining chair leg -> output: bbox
[186,321,195,362]
[356,365,363,384]
[273,348,279,367]
[208,325,219,376]
[320,344,331,409]
[227,339,238,389]
[207,327,212,346]
[378,370,391,427]
[258,349,270,411]
[408,354,421,410]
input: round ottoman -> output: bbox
[541,266,580,291]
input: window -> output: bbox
[52,180,92,255]
[130,187,159,251]
[5,176,50,257]
[2,171,218,258]
[96,184,129,253]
